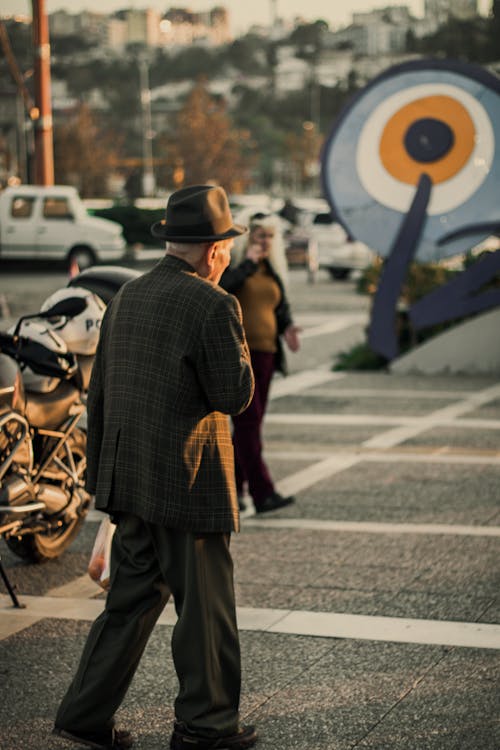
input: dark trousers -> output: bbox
[232,350,275,507]
[56,514,241,735]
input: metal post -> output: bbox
[139,55,155,197]
[16,92,28,182]
[32,0,54,185]
[0,554,25,608]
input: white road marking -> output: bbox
[276,454,361,497]
[299,313,368,340]
[265,610,500,650]
[364,383,500,449]
[2,595,499,650]
[243,518,500,537]
[266,413,500,429]
[268,450,500,464]
[270,369,344,400]
[301,387,476,400]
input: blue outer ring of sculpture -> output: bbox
[321,59,500,262]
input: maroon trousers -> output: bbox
[232,350,275,507]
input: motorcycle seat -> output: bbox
[25,381,81,430]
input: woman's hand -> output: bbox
[245,243,265,263]
[284,324,301,352]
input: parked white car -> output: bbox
[284,198,376,280]
[0,185,126,268]
[309,211,376,280]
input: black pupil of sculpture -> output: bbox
[404,117,455,163]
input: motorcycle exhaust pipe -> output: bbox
[0,479,68,516]
[0,502,46,514]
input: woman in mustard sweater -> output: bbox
[220,212,301,514]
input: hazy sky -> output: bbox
[3,1,492,34]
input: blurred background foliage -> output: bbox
[2,4,499,196]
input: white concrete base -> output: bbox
[390,307,500,375]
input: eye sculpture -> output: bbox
[321,59,500,360]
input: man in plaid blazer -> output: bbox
[54,186,257,750]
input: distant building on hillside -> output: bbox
[49,10,108,43]
[160,6,231,46]
[126,8,162,46]
[50,6,231,51]
[424,0,478,24]
[328,6,413,56]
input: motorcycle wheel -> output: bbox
[5,429,90,563]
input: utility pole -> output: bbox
[270,0,278,27]
[139,55,156,197]
[32,0,54,185]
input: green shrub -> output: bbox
[340,251,499,370]
[334,342,387,371]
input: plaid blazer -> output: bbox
[85,254,254,532]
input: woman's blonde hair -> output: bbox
[230,207,289,286]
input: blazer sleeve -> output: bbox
[196,292,254,415]
[272,269,293,334]
[220,259,258,293]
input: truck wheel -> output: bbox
[68,246,96,272]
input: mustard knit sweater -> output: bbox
[235,262,280,353]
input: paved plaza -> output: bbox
[1,270,499,749]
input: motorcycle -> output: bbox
[0,267,140,607]
[0,296,93,575]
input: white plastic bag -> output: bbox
[88,516,116,590]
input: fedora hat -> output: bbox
[151,185,247,242]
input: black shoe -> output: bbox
[237,495,246,512]
[255,492,294,514]
[170,722,257,749]
[52,726,133,749]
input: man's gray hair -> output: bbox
[166,241,209,254]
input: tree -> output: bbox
[162,80,254,193]
[290,20,328,61]
[415,16,494,62]
[54,104,123,197]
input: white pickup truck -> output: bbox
[0,185,126,268]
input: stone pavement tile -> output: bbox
[336,533,451,569]
[479,600,500,622]
[354,647,500,749]
[403,426,500,452]
[235,580,386,615]
[405,537,500,599]
[1,616,492,750]
[0,618,179,750]
[324,373,497,392]
[263,423,383,448]
[268,393,459,416]
[234,527,350,564]
[246,638,447,749]
[234,532,411,600]
[279,462,500,525]
[464,398,500,420]
[312,563,420,593]
[0,521,95,596]
[264,457,316,482]
[373,591,495,623]
[234,555,331,587]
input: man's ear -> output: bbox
[205,241,218,268]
